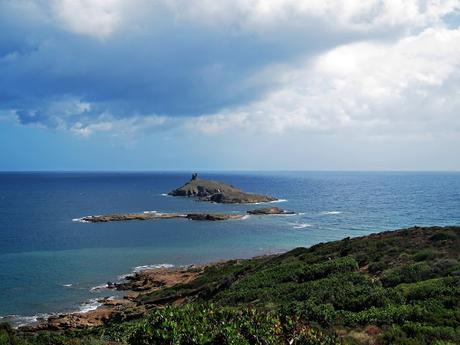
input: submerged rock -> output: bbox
[168,174,277,204]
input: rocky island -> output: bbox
[247,207,294,215]
[77,207,294,223]
[168,173,277,203]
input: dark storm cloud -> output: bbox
[0,1,360,130]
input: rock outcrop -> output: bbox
[185,213,244,221]
[247,207,295,215]
[20,265,206,332]
[168,174,277,204]
[78,212,245,223]
[80,213,181,223]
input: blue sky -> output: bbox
[1,0,460,170]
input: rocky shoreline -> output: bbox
[19,264,209,332]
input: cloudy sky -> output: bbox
[1,0,460,170]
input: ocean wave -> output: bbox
[320,211,342,215]
[142,210,167,215]
[2,313,50,328]
[62,283,72,287]
[72,218,89,223]
[133,263,174,273]
[78,298,102,313]
[3,298,104,328]
[270,199,288,203]
[252,198,288,205]
[291,222,312,229]
[90,283,108,292]
[117,273,133,280]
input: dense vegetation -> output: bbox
[2,226,459,345]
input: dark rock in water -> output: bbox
[168,175,277,204]
[247,207,295,215]
[80,213,180,223]
[185,213,243,221]
[78,211,243,223]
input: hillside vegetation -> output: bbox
[2,226,459,345]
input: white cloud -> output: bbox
[167,0,458,32]
[70,114,168,137]
[49,0,460,38]
[190,27,460,139]
[51,0,126,38]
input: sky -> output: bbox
[1,0,460,171]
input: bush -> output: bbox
[126,304,342,345]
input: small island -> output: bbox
[168,173,277,204]
[76,207,294,223]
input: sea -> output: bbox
[0,171,459,326]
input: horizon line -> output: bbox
[1,169,459,173]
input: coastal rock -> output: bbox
[20,265,204,332]
[247,207,295,215]
[115,266,201,292]
[78,212,244,223]
[185,213,244,221]
[80,212,181,223]
[168,174,277,204]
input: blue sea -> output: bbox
[0,171,459,326]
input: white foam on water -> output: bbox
[72,218,89,223]
[291,222,313,229]
[117,273,133,280]
[270,199,288,203]
[251,198,288,205]
[78,298,102,313]
[320,211,342,215]
[90,283,108,292]
[4,313,51,328]
[133,263,174,273]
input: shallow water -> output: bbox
[0,171,459,324]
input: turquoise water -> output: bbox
[0,171,459,325]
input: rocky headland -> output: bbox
[168,173,277,204]
[19,264,211,332]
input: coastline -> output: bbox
[6,225,460,333]
[14,253,277,332]
[4,225,460,345]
